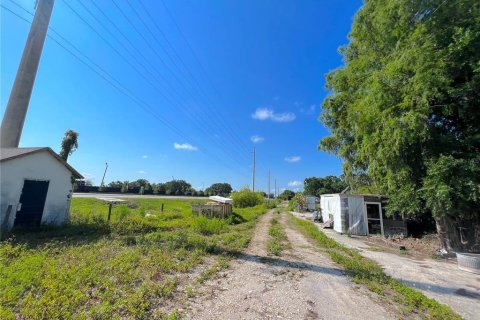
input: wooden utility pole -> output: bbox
[252,146,256,191]
[0,0,55,147]
[100,162,108,187]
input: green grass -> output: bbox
[266,216,289,256]
[288,214,461,320]
[0,198,266,319]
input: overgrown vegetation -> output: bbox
[0,198,266,319]
[289,214,460,319]
[319,0,480,251]
[287,193,306,212]
[230,188,265,208]
[266,216,289,256]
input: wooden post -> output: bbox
[161,203,164,212]
[107,202,113,222]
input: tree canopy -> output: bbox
[304,176,347,196]
[279,189,295,200]
[320,0,480,251]
[205,183,233,197]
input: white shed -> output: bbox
[320,194,386,236]
[0,147,83,235]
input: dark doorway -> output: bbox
[14,180,50,227]
[366,202,384,235]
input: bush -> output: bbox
[230,188,264,208]
[191,217,227,235]
[265,199,280,209]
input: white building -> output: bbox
[320,194,386,236]
[0,147,83,235]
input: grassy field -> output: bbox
[0,198,266,319]
[289,214,461,320]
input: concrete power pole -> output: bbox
[268,170,270,200]
[0,0,55,148]
[274,179,277,198]
[252,146,256,192]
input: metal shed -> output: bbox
[320,194,387,236]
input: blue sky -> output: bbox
[1,0,362,192]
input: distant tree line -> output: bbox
[74,179,233,197]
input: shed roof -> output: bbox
[208,196,233,204]
[320,193,386,198]
[0,147,83,179]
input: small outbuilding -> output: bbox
[192,195,233,218]
[0,147,83,235]
[320,193,390,236]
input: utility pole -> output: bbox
[0,0,55,148]
[252,146,256,192]
[268,170,271,200]
[100,162,108,187]
[274,179,277,198]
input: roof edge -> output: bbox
[1,147,83,179]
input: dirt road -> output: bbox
[186,211,395,319]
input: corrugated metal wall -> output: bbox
[347,196,367,235]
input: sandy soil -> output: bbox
[185,211,396,319]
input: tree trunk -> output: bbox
[435,215,480,253]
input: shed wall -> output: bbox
[320,195,339,224]
[1,151,73,233]
[347,196,367,235]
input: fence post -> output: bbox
[161,203,164,212]
[107,202,113,222]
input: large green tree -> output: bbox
[164,180,192,196]
[304,176,347,196]
[205,183,233,197]
[320,0,480,251]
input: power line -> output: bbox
[135,0,251,154]
[89,0,250,164]
[110,0,251,159]
[58,0,249,167]
[159,0,250,152]
[2,3,249,178]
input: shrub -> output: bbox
[191,217,227,235]
[230,188,264,208]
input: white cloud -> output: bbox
[251,108,296,123]
[82,173,95,183]
[138,170,146,174]
[300,104,316,115]
[173,143,198,151]
[250,135,264,143]
[288,180,303,187]
[285,156,301,163]
[141,155,148,159]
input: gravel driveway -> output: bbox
[318,224,480,320]
[185,211,395,319]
